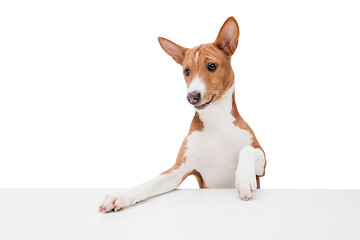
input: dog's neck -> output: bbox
[197,84,236,130]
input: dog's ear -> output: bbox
[158,37,187,65]
[214,17,240,56]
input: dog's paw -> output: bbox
[99,192,136,213]
[235,173,257,201]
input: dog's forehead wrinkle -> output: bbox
[194,45,222,65]
[183,46,199,66]
[185,45,201,60]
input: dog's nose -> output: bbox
[187,91,201,105]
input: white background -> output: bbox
[0,0,359,189]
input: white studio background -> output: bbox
[0,0,359,189]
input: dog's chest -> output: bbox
[184,109,253,188]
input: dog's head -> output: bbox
[158,17,239,111]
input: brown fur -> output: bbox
[179,170,207,189]
[161,112,206,187]
[161,138,188,175]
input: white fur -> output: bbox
[99,83,266,212]
[187,75,205,98]
[235,145,257,200]
[185,85,254,188]
[100,164,191,212]
[254,148,265,176]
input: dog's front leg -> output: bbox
[99,165,189,213]
[235,145,265,200]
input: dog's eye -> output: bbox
[208,63,217,72]
[184,68,190,76]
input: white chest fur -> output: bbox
[184,86,253,188]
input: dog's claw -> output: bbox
[236,175,257,201]
[99,193,136,213]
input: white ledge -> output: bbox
[0,189,359,240]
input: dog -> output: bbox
[99,17,266,213]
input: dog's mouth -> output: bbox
[194,95,215,110]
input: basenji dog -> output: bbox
[99,17,266,213]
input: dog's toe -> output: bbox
[235,175,257,201]
[99,192,136,213]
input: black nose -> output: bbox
[187,91,201,105]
